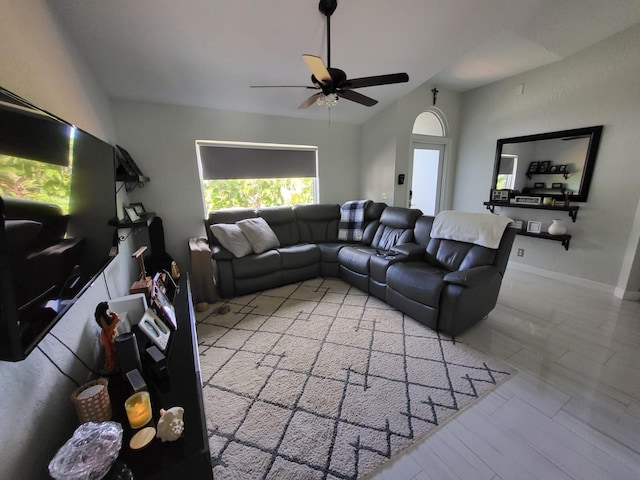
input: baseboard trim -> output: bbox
[507,262,616,295]
[614,287,640,301]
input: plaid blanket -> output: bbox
[338,200,370,241]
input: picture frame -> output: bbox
[558,164,567,173]
[527,161,539,173]
[552,182,563,189]
[124,205,141,222]
[131,202,146,216]
[549,165,559,173]
[514,196,542,205]
[533,182,545,188]
[491,189,510,202]
[512,220,523,230]
[152,273,177,330]
[538,160,551,173]
[527,220,542,234]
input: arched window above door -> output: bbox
[412,111,445,137]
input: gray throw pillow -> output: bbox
[237,217,280,254]
[210,224,253,258]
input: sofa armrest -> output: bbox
[390,242,425,260]
[443,265,499,287]
[210,244,234,261]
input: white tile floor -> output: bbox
[370,269,640,480]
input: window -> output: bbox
[497,154,517,190]
[196,141,317,211]
[412,111,445,136]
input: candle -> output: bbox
[124,391,152,429]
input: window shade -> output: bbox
[498,156,515,175]
[199,145,317,180]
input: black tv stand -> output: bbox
[109,275,212,479]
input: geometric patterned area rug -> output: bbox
[196,278,513,479]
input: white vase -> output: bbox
[548,219,567,235]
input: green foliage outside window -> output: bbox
[202,177,314,211]
[0,156,72,213]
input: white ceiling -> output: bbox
[49,0,640,125]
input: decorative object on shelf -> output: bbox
[514,196,542,205]
[548,219,567,236]
[156,406,185,442]
[549,165,559,173]
[131,202,146,216]
[538,160,551,172]
[543,196,554,206]
[552,182,563,189]
[563,190,572,207]
[124,391,153,429]
[527,220,542,234]
[95,302,120,374]
[138,308,171,351]
[512,220,523,230]
[130,246,153,297]
[558,164,567,173]
[124,205,140,222]
[491,189,510,201]
[48,422,123,480]
[527,161,539,173]
[71,378,112,424]
[129,426,156,450]
[534,182,546,188]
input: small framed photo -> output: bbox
[131,202,146,216]
[512,220,524,230]
[552,182,563,189]
[533,182,545,188]
[527,161,539,173]
[527,220,542,234]
[558,164,567,173]
[538,161,551,173]
[491,189,510,202]
[124,205,141,222]
[152,273,177,330]
[549,165,559,173]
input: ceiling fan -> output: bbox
[251,0,409,109]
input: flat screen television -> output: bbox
[0,87,118,361]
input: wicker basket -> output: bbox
[71,378,112,423]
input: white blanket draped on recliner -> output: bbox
[431,210,513,249]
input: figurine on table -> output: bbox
[95,302,120,374]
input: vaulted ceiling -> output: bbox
[49,0,640,124]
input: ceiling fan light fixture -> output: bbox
[316,93,339,107]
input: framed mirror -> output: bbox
[491,125,603,203]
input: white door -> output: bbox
[409,143,444,215]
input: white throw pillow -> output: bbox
[237,217,280,254]
[210,224,253,258]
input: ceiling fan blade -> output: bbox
[342,73,409,89]
[251,85,317,89]
[302,54,332,83]
[337,89,378,107]
[298,92,323,109]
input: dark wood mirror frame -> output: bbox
[491,125,603,203]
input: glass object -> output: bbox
[124,391,152,429]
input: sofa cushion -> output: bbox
[386,261,448,307]
[206,208,257,246]
[370,207,422,250]
[425,239,496,271]
[257,207,299,246]
[294,204,340,243]
[210,223,253,258]
[232,249,281,279]
[337,246,377,275]
[237,217,280,254]
[4,219,42,254]
[277,244,320,269]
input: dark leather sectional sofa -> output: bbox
[201,202,515,336]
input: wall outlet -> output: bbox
[517,248,525,257]
[381,192,389,200]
